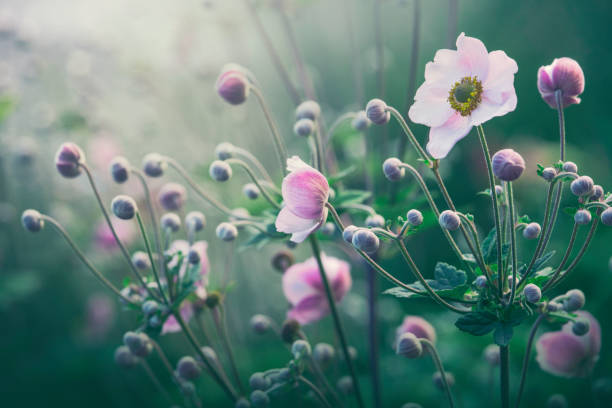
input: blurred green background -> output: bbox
[1,0,611,407]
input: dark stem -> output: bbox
[541,223,578,292]
[500,345,510,408]
[507,182,519,305]
[514,314,545,408]
[421,340,455,408]
[141,360,174,405]
[136,212,169,305]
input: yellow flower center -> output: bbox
[448,76,483,116]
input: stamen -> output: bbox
[448,76,483,116]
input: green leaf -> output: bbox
[517,214,532,224]
[533,251,555,272]
[494,324,514,346]
[455,312,499,336]
[525,266,555,287]
[431,262,467,290]
[481,228,497,262]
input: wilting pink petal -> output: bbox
[395,316,437,345]
[162,302,193,335]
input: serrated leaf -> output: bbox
[533,251,555,272]
[431,262,467,290]
[455,312,499,336]
[494,324,514,346]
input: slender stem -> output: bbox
[312,124,325,173]
[555,90,566,161]
[309,235,365,408]
[366,265,382,408]
[233,146,274,183]
[388,106,430,162]
[539,184,563,256]
[514,314,545,408]
[308,359,344,408]
[421,340,455,408]
[251,86,288,175]
[41,215,137,306]
[338,203,377,216]
[225,158,281,208]
[541,223,578,292]
[136,213,169,304]
[456,213,493,286]
[507,182,519,305]
[212,307,245,394]
[325,112,357,146]
[298,376,333,408]
[477,125,504,298]
[500,345,510,408]
[141,360,174,405]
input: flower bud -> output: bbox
[188,248,201,264]
[249,390,270,408]
[483,344,500,366]
[142,153,166,177]
[562,161,578,173]
[351,229,380,254]
[111,195,137,220]
[523,222,541,240]
[337,376,354,395]
[342,225,359,243]
[209,160,232,182]
[161,213,181,232]
[216,68,249,105]
[250,314,272,334]
[291,340,312,359]
[142,300,159,316]
[293,118,314,137]
[474,275,487,289]
[541,167,557,182]
[570,176,594,196]
[214,142,235,160]
[176,356,201,380]
[492,149,525,181]
[574,209,592,225]
[271,250,294,272]
[21,209,44,232]
[235,398,251,408]
[591,185,604,200]
[243,183,260,200]
[563,289,585,312]
[158,183,187,211]
[366,98,390,125]
[132,251,151,269]
[523,283,542,303]
[281,318,301,343]
[295,100,321,121]
[406,209,423,227]
[546,301,562,312]
[432,372,455,390]
[600,208,612,226]
[396,332,423,358]
[205,291,222,309]
[55,142,84,178]
[571,318,590,336]
[123,331,153,358]
[185,211,206,232]
[200,346,218,363]
[546,394,568,408]
[351,110,371,131]
[249,372,271,391]
[114,345,139,368]
[365,214,385,228]
[382,158,405,181]
[110,156,130,183]
[216,222,238,241]
[538,57,584,109]
[439,210,461,231]
[313,343,335,366]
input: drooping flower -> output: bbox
[282,254,352,324]
[408,33,518,159]
[537,58,584,109]
[536,311,601,378]
[395,316,437,345]
[275,156,330,243]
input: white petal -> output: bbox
[286,155,315,173]
[456,33,490,80]
[426,113,473,159]
[409,84,454,127]
[469,89,517,125]
[484,50,518,90]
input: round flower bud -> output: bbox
[281,318,301,343]
[293,118,314,137]
[546,301,563,312]
[249,372,271,391]
[562,161,578,173]
[21,209,44,232]
[396,332,423,359]
[600,208,612,226]
[313,343,335,366]
[366,98,390,125]
[209,160,232,182]
[523,222,541,240]
[249,390,270,408]
[123,331,153,358]
[111,195,137,220]
[215,142,235,160]
[351,229,380,254]
[523,284,542,303]
[110,156,130,183]
[55,142,84,178]
[492,149,525,181]
[546,394,568,408]
[351,110,371,131]
[250,314,272,334]
[365,214,385,228]
[342,225,359,243]
[570,176,594,196]
[563,289,585,312]
[574,209,592,225]
[337,376,354,395]
[177,356,201,380]
[591,185,604,200]
[185,211,206,232]
[541,167,557,182]
[114,345,139,368]
[142,153,166,177]
[142,300,159,316]
[216,68,249,105]
[132,251,151,270]
[291,340,312,359]
[205,291,222,309]
[161,213,181,232]
[216,222,238,241]
[538,57,584,109]
[571,318,590,336]
[406,209,423,227]
[187,248,201,264]
[158,183,187,211]
[295,100,321,121]
[271,250,294,272]
[235,398,251,408]
[483,344,500,366]
[243,183,260,200]
[474,275,488,289]
[439,210,461,231]
[432,371,455,390]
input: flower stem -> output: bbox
[308,235,365,408]
[233,146,274,183]
[507,182,519,306]
[366,265,382,408]
[541,223,578,293]
[421,340,455,408]
[141,360,174,406]
[251,86,288,175]
[298,376,333,408]
[388,105,430,162]
[212,306,245,394]
[555,89,566,161]
[514,314,545,408]
[225,158,281,209]
[500,345,510,408]
[136,212,169,305]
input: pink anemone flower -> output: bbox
[408,33,518,159]
[395,315,437,345]
[536,311,601,378]
[275,156,330,243]
[282,254,351,325]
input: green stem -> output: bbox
[555,89,566,161]
[136,212,170,305]
[309,235,365,408]
[233,146,275,183]
[387,105,430,162]
[298,376,333,408]
[225,158,281,208]
[500,345,510,408]
[507,182,519,306]
[541,223,578,293]
[251,86,288,175]
[421,340,455,408]
[514,314,545,408]
[212,307,245,394]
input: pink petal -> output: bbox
[191,240,210,282]
[426,113,473,159]
[288,294,329,325]
[326,257,352,302]
[275,207,322,243]
[282,169,329,219]
[408,84,455,127]
[536,331,589,378]
[162,302,193,335]
[396,316,437,344]
[423,48,465,87]
[456,33,490,80]
[469,88,517,126]
[282,257,321,304]
[483,50,518,91]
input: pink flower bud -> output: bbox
[55,142,85,178]
[216,66,250,105]
[538,58,585,109]
[492,149,525,181]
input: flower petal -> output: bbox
[469,88,517,125]
[484,50,518,91]
[162,302,193,335]
[282,168,329,219]
[536,331,589,378]
[456,33,490,80]
[282,257,321,305]
[275,207,321,243]
[423,48,466,87]
[408,84,455,127]
[286,155,316,173]
[288,294,329,325]
[426,113,473,159]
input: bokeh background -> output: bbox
[1,0,611,407]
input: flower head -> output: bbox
[55,142,85,178]
[275,156,330,243]
[409,33,518,159]
[537,58,584,109]
[282,254,351,324]
[216,65,250,105]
